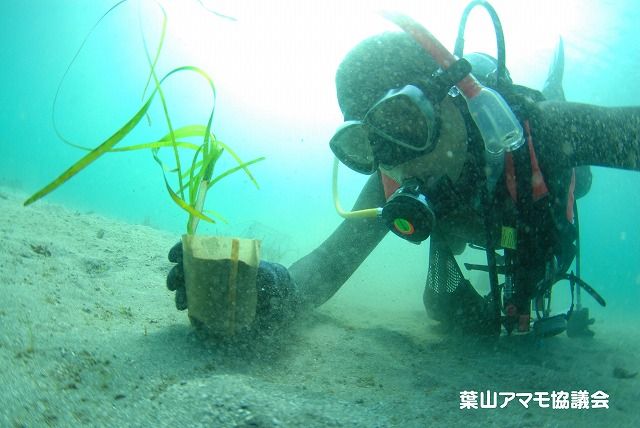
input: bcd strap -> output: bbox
[502,121,562,318]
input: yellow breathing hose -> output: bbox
[332,157,381,219]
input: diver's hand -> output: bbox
[167,242,187,310]
[255,261,300,325]
[166,241,300,322]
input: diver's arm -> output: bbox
[532,101,640,171]
[288,173,389,310]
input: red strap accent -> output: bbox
[381,173,401,199]
[506,121,549,202]
[505,152,517,201]
[524,121,549,201]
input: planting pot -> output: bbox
[181,235,260,336]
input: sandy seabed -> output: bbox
[1,184,639,428]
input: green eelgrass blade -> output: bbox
[177,147,264,196]
[114,123,218,165]
[207,156,266,190]
[217,140,260,188]
[24,65,208,207]
[187,144,206,207]
[203,209,228,223]
[73,125,211,152]
[176,137,261,193]
[171,67,217,233]
[138,4,220,222]
[28,0,260,232]
[141,8,186,200]
[24,92,156,206]
[50,0,129,151]
[163,174,214,223]
[195,0,238,21]
[184,140,224,233]
[26,0,170,206]
[140,1,166,113]
[110,140,200,152]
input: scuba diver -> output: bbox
[167,3,640,337]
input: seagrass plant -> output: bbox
[24,1,264,235]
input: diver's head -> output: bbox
[335,32,438,122]
[330,32,469,185]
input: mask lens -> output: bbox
[364,85,435,152]
[329,121,377,175]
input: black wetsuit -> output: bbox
[166,31,639,334]
[287,95,640,332]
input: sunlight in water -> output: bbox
[155,0,594,125]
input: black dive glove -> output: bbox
[166,242,299,324]
[166,242,188,310]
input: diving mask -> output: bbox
[329,84,440,175]
[329,59,472,175]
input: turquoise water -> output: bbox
[1,0,638,323]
